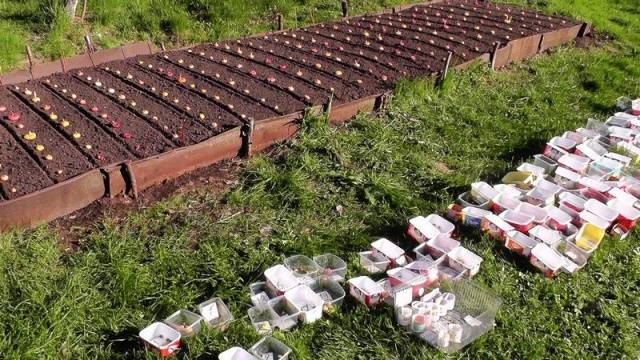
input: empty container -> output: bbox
[447,247,483,277]
[404,260,440,285]
[359,251,391,274]
[284,255,320,278]
[371,238,407,266]
[309,278,346,311]
[313,253,347,282]
[407,216,442,243]
[164,310,203,337]
[139,322,182,357]
[500,210,535,233]
[501,171,534,189]
[586,118,609,136]
[480,213,515,242]
[529,244,566,278]
[505,230,539,257]
[425,214,456,237]
[516,202,548,224]
[529,225,562,247]
[556,240,588,270]
[575,223,605,252]
[413,242,445,263]
[249,336,292,360]
[198,298,234,331]
[348,276,385,307]
[219,347,259,360]
[584,199,619,223]
[491,193,522,214]
[426,234,460,259]
[436,257,468,280]
[267,296,300,330]
[471,182,499,203]
[248,306,279,334]
[533,154,558,174]
[264,265,299,296]
[284,285,324,323]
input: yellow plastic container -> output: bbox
[501,171,534,190]
[575,223,605,252]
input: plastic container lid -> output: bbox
[555,166,582,182]
[348,276,385,296]
[409,216,441,240]
[607,198,640,221]
[545,205,573,225]
[517,163,545,177]
[492,193,522,211]
[371,238,405,260]
[500,210,535,226]
[584,199,619,222]
[608,186,639,205]
[535,178,562,196]
[579,177,611,194]
[549,136,576,150]
[425,214,456,235]
[579,210,610,230]
[558,192,587,211]
[529,225,562,246]
[516,202,548,223]
[558,154,590,173]
[531,244,565,271]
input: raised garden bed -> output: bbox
[0,0,588,231]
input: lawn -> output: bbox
[1,0,639,359]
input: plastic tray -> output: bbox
[313,253,347,282]
[198,298,234,331]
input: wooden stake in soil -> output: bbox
[84,35,95,53]
[160,42,166,52]
[277,13,284,31]
[26,45,35,69]
[325,91,334,123]
[242,119,255,158]
[80,0,88,21]
[490,42,501,71]
[60,52,67,73]
[341,0,349,18]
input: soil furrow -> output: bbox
[45,75,174,158]
[436,1,578,27]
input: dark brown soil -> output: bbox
[44,75,175,158]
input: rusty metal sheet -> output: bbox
[121,41,153,58]
[329,94,381,125]
[493,42,513,69]
[508,34,542,62]
[90,47,126,66]
[62,53,94,72]
[129,127,243,192]
[252,112,303,152]
[539,24,583,52]
[101,165,127,198]
[1,70,32,85]
[31,59,64,79]
[0,169,106,231]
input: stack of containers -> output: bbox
[445,103,640,278]
[247,254,347,334]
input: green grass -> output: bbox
[1,0,640,359]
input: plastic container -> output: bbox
[407,216,442,243]
[517,163,545,178]
[554,166,581,190]
[578,210,611,231]
[480,213,515,242]
[590,157,622,178]
[348,276,385,307]
[523,187,555,207]
[494,184,526,198]
[461,207,492,228]
[516,202,548,224]
[264,265,299,296]
[140,322,182,357]
[584,199,619,223]
[558,192,587,213]
[413,242,445,263]
[198,298,233,331]
[219,347,259,360]
[545,205,573,231]
[544,137,574,159]
[575,223,605,252]
[607,198,640,230]
[284,285,324,323]
[284,255,320,278]
[359,251,391,274]
[575,139,607,161]
[562,131,587,145]
[249,282,272,306]
[248,306,279,334]
[578,177,611,199]
[404,260,440,285]
[528,225,562,247]
[575,127,599,139]
[499,210,535,233]
[491,193,522,214]
[313,253,347,282]
[164,310,203,337]
[267,296,300,330]
[309,278,346,311]
[533,154,558,174]
[470,181,499,203]
[426,234,460,259]
[387,267,429,298]
[425,214,456,237]
[249,336,292,360]
[529,244,566,278]
[607,186,639,205]
[558,154,590,174]
[457,191,491,210]
[606,115,629,127]
[586,118,609,136]
[632,99,640,115]
[556,239,588,269]
[371,238,407,266]
[501,171,534,189]
[447,247,483,277]
[436,257,468,280]
[504,230,539,257]
[603,152,632,167]
[608,126,634,143]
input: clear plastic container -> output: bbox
[457,191,491,210]
[313,253,347,282]
[608,186,639,205]
[504,230,539,257]
[533,154,558,174]
[558,192,587,213]
[603,152,632,167]
[198,298,234,331]
[219,347,259,360]
[575,139,607,161]
[267,296,300,330]
[425,214,456,237]
[388,267,429,298]
[562,131,587,144]
[584,199,619,223]
[470,182,499,203]
[139,322,182,357]
[605,115,629,127]
[543,138,570,160]
[545,205,573,231]
[494,184,527,197]
[371,238,406,266]
[586,118,609,136]
[248,306,279,334]
[404,260,440,285]
[608,198,640,229]
[447,247,483,277]
[579,177,611,196]
[499,210,535,233]
[414,242,446,263]
[480,214,514,242]
[529,225,562,248]
[164,309,203,337]
[284,285,324,323]
[608,126,634,143]
[426,234,461,259]
[359,251,391,274]
[556,239,588,269]
[249,282,273,306]
[436,257,468,281]
[578,210,611,230]
[461,207,492,228]
[408,216,442,243]
[309,278,346,311]
[284,255,320,278]
[517,163,546,178]
[516,202,548,224]
[264,265,299,296]
[249,336,292,360]
[554,166,581,189]
[529,243,566,278]
[491,193,522,214]
[501,171,534,189]
[548,136,577,151]
[348,276,385,307]
[575,223,605,252]
[558,154,590,174]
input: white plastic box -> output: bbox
[348,276,385,307]
[447,246,483,277]
[264,265,299,296]
[219,347,259,360]
[139,322,182,357]
[283,285,324,323]
[371,238,407,266]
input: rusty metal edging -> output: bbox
[0,169,106,231]
[539,23,584,52]
[328,94,383,124]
